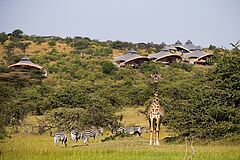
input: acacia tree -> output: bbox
[10,29,23,41]
[44,95,120,130]
[0,32,8,44]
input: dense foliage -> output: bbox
[161,51,240,140]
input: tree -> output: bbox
[208,50,240,108]
[65,36,72,45]
[44,92,120,130]
[10,29,23,41]
[0,81,29,138]
[48,40,56,48]
[140,62,157,73]
[45,108,86,130]
[0,32,8,44]
[101,61,118,74]
[12,29,23,37]
[72,39,90,50]
[95,47,113,56]
[18,42,31,53]
[162,50,240,140]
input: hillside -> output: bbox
[0,38,147,66]
[0,31,239,143]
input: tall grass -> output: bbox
[0,134,239,160]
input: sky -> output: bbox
[0,0,240,48]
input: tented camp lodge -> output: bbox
[114,40,213,67]
[8,56,47,77]
[114,48,149,67]
[148,51,182,64]
[185,50,214,64]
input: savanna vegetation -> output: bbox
[0,29,239,159]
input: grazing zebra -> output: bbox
[50,132,68,147]
[82,127,104,144]
[117,126,143,137]
[70,129,82,143]
[116,127,128,134]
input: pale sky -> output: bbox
[0,0,240,48]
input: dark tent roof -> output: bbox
[160,42,166,46]
[161,46,177,51]
[183,40,201,51]
[9,56,44,70]
[175,40,182,45]
[148,51,171,59]
[185,50,211,58]
[148,51,182,61]
[185,40,192,45]
[19,56,35,64]
[175,46,190,53]
[128,48,137,54]
[115,48,147,62]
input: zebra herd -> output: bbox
[70,128,104,145]
[51,127,103,147]
[51,126,145,147]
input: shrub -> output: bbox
[101,61,118,74]
[0,66,10,73]
[140,62,157,73]
[48,40,56,48]
[170,62,193,72]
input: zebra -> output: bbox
[116,126,143,137]
[116,127,128,134]
[127,126,143,137]
[70,129,82,144]
[50,131,68,147]
[81,127,104,144]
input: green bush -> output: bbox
[95,47,113,56]
[0,32,8,44]
[140,62,157,73]
[170,62,193,72]
[0,66,10,73]
[48,40,56,48]
[101,61,118,74]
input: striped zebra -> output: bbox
[117,126,143,137]
[82,127,104,144]
[116,127,128,134]
[70,129,82,143]
[50,131,68,147]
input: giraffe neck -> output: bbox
[149,91,164,118]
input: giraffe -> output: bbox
[148,73,165,146]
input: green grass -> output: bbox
[0,134,240,160]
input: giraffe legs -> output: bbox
[155,118,160,145]
[153,130,155,146]
[149,118,153,145]
[149,117,162,146]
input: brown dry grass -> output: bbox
[112,49,125,57]
[0,41,73,56]
[26,42,73,54]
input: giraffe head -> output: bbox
[151,73,163,83]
